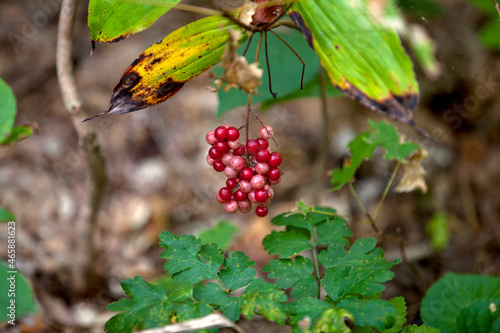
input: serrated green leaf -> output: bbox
[263,230,313,259]
[174,301,215,324]
[314,308,354,333]
[0,125,32,145]
[105,276,172,333]
[218,251,256,291]
[240,279,287,325]
[159,231,224,284]
[289,0,420,128]
[426,211,449,252]
[401,324,441,333]
[383,297,407,333]
[0,78,16,141]
[367,120,419,162]
[0,262,38,323]
[193,282,228,308]
[0,207,16,223]
[456,299,500,333]
[338,298,397,331]
[320,238,399,301]
[330,131,377,191]
[271,204,339,235]
[88,0,181,43]
[220,297,241,322]
[263,256,318,299]
[198,221,238,251]
[421,273,500,333]
[315,215,352,247]
[287,298,333,331]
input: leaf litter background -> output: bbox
[0,0,499,331]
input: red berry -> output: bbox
[255,162,269,175]
[248,190,257,203]
[267,188,274,199]
[206,130,217,145]
[250,174,266,189]
[214,141,229,154]
[218,187,232,202]
[240,167,254,181]
[213,160,225,172]
[255,189,268,203]
[255,205,268,217]
[234,189,247,201]
[225,200,238,214]
[226,178,238,190]
[268,152,283,168]
[209,147,223,160]
[268,168,281,181]
[246,139,259,155]
[230,156,245,171]
[224,166,238,178]
[206,155,215,166]
[228,139,241,150]
[226,126,240,141]
[256,138,269,150]
[239,180,252,193]
[238,200,252,213]
[259,126,273,140]
[233,144,246,156]
[222,152,234,166]
[214,126,227,141]
[255,149,270,163]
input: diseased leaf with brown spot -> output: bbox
[86,16,247,120]
[289,0,424,134]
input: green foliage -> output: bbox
[0,207,16,223]
[216,28,341,115]
[88,0,181,43]
[455,299,500,333]
[331,119,419,190]
[0,262,38,323]
[421,272,500,332]
[106,202,403,332]
[426,211,449,251]
[401,324,441,333]
[197,221,238,251]
[0,78,32,145]
[468,0,500,51]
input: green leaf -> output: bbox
[401,324,441,333]
[105,276,172,332]
[174,301,215,324]
[263,256,318,299]
[219,297,242,322]
[383,297,408,333]
[0,125,32,145]
[367,119,419,162]
[286,298,333,331]
[421,273,500,332]
[338,298,397,331]
[262,230,313,259]
[289,0,420,128]
[313,307,354,333]
[426,211,449,252]
[0,207,16,223]
[0,78,16,141]
[216,28,340,115]
[88,0,181,43]
[315,215,352,247]
[193,282,228,308]
[455,299,500,333]
[159,231,224,284]
[330,131,376,191]
[240,279,288,325]
[90,16,247,119]
[320,238,399,301]
[0,262,38,323]
[218,251,256,291]
[198,221,238,251]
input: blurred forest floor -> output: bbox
[0,0,499,331]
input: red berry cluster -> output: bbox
[206,125,282,217]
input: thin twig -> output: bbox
[56,0,107,294]
[373,162,400,221]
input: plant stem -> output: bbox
[56,0,107,295]
[373,162,400,221]
[310,231,322,298]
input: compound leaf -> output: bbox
[193,282,228,308]
[315,215,352,248]
[240,279,288,325]
[262,230,313,259]
[218,251,256,291]
[220,297,242,322]
[287,298,332,331]
[367,119,419,162]
[263,256,318,299]
[159,231,224,284]
[383,297,408,333]
[88,0,181,43]
[338,298,397,331]
[105,276,172,332]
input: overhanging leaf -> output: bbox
[289,0,421,129]
[87,15,247,119]
[88,0,181,44]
